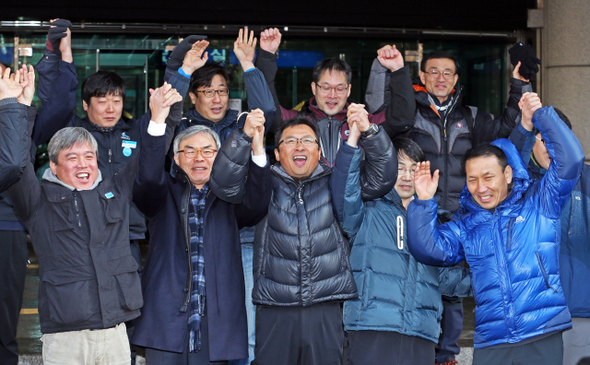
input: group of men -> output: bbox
[0,19,588,365]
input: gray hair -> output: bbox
[48,127,99,164]
[173,125,221,154]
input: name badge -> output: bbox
[122,141,137,149]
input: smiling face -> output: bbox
[419,58,459,104]
[83,92,124,127]
[465,155,513,210]
[394,154,418,208]
[50,142,99,190]
[311,69,351,117]
[189,74,229,123]
[274,124,321,179]
[174,133,218,189]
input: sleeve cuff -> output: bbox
[178,67,192,79]
[251,151,268,167]
[147,121,167,136]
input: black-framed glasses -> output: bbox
[278,137,318,147]
[425,69,455,80]
[196,88,229,98]
[178,148,217,158]
[315,83,349,95]
[535,136,545,145]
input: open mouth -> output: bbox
[293,155,307,167]
[478,194,492,203]
[76,172,90,180]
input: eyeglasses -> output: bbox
[535,136,545,145]
[177,148,217,158]
[196,88,229,98]
[398,167,416,176]
[315,83,349,95]
[278,137,319,147]
[425,69,455,80]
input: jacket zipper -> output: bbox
[72,192,82,227]
[536,252,558,293]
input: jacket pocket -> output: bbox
[111,254,143,311]
[535,251,558,293]
[42,271,99,326]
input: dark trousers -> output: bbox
[0,230,28,365]
[436,295,464,362]
[472,331,563,365]
[145,316,228,365]
[347,330,435,365]
[253,302,344,365]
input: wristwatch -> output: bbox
[361,123,379,138]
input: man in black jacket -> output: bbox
[210,106,396,365]
[5,76,181,364]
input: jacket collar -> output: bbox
[184,107,240,131]
[41,167,103,191]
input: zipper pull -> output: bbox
[108,149,112,163]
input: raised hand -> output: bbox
[0,68,25,101]
[46,18,72,56]
[347,103,371,132]
[377,44,404,72]
[234,27,257,71]
[149,82,182,124]
[260,28,282,54]
[243,108,266,138]
[252,124,266,156]
[182,40,210,75]
[512,61,529,82]
[518,92,542,132]
[414,161,439,200]
[17,65,36,106]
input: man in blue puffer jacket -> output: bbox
[509,99,590,365]
[407,96,584,364]
[337,137,471,364]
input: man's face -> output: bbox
[274,124,321,179]
[174,133,218,189]
[394,154,418,201]
[50,142,99,190]
[311,69,351,117]
[189,74,229,123]
[532,133,551,170]
[83,92,124,127]
[419,58,459,104]
[465,155,513,210]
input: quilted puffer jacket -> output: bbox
[407,106,584,348]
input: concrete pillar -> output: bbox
[541,0,590,158]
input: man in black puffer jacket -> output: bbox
[210,105,396,365]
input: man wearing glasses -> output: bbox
[365,48,533,365]
[167,28,275,143]
[255,28,415,171]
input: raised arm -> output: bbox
[235,27,276,132]
[256,28,286,129]
[165,36,209,98]
[531,105,584,217]
[2,68,41,219]
[34,19,78,145]
[509,92,541,164]
[365,45,416,138]
[209,109,266,203]
[133,83,182,217]
[407,161,465,266]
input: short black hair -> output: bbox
[392,137,425,163]
[81,70,126,104]
[553,107,572,130]
[312,58,352,85]
[421,50,460,74]
[275,117,321,148]
[461,143,508,175]
[188,63,232,95]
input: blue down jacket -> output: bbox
[510,123,590,318]
[407,106,584,348]
[340,149,470,343]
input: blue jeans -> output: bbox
[229,244,255,365]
